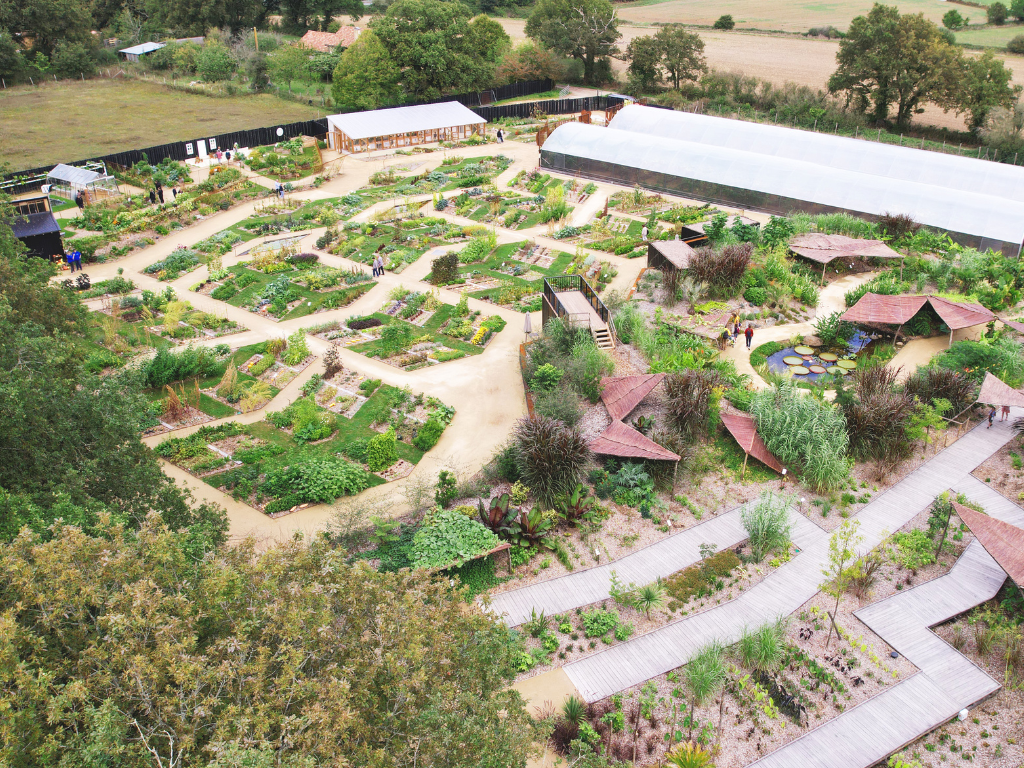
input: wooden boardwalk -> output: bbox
[489,505,749,626]
[556,290,608,331]
[562,417,1017,704]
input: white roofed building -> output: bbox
[326,102,486,153]
[119,42,166,62]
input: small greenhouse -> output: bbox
[45,163,120,204]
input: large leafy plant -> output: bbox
[411,510,500,569]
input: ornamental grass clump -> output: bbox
[750,383,850,490]
[665,369,723,441]
[688,242,752,295]
[741,491,793,563]
[840,365,915,467]
[514,416,591,506]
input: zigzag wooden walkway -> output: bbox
[489,507,749,626]
[562,417,1016,704]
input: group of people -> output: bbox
[273,183,286,199]
[371,255,386,277]
[148,181,179,206]
[720,313,755,350]
[988,404,1012,427]
[64,249,83,272]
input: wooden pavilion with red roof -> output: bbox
[842,293,994,345]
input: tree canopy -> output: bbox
[656,25,707,90]
[827,2,1016,129]
[0,210,226,551]
[0,520,535,768]
[525,0,620,86]
[331,31,402,111]
[371,0,503,100]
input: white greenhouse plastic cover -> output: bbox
[326,101,485,140]
[46,163,103,186]
[541,121,1024,248]
[609,105,1024,203]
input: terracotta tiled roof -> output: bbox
[953,501,1024,588]
[299,27,358,52]
[599,374,665,421]
[842,293,993,330]
[976,371,1024,408]
[789,233,902,265]
[719,411,784,473]
[589,420,680,461]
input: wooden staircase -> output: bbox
[592,327,615,350]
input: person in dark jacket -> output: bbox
[149,188,157,205]
[75,191,85,211]
[744,324,754,349]
[73,250,82,272]
[156,183,164,204]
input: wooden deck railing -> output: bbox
[543,275,615,338]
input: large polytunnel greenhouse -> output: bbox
[539,106,1024,255]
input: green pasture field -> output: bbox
[0,79,321,171]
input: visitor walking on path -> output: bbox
[1001,405,1010,421]
[496,129,504,143]
[641,224,648,242]
[989,406,997,428]
[75,191,85,212]
[744,324,754,349]
[156,183,164,204]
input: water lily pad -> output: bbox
[837,359,857,369]
[819,352,839,362]
[790,366,810,375]
[809,365,827,374]
[794,345,814,355]
[826,366,848,375]
[783,356,804,365]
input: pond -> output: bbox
[765,329,876,383]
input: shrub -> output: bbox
[581,608,619,638]
[431,252,460,285]
[891,529,937,570]
[813,311,855,347]
[290,398,335,442]
[265,458,369,503]
[348,317,383,331]
[989,1,1009,24]
[531,363,564,391]
[688,243,752,295]
[741,492,793,562]
[841,365,915,466]
[211,283,237,301]
[197,43,235,81]
[713,14,735,29]
[743,286,767,305]
[51,41,97,79]
[367,427,398,471]
[282,331,310,366]
[664,369,722,441]
[1008,34,1024,54]
[514,416,591,506]
[410,510,500,569]
[903,367,974,414]
[750,384,850,490]
[533,387,583,427]
[435,470,459,507]
[413,417,445,450]
[142,346,218,388]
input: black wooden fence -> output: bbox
[2,79,612,192]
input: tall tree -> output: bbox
[0,211,226,550]
[0,0,92,52]
[828,3,963,127]
[525,0,620,86]
[372,0,493,99]
[495,41,562,84]
[278,0,362,31]
[655,24,707,90]
[956,51,1020,133]
[266,41,312,89]
[0,521,536,768]
[467,14,512,65]
[625,34,662,95]
[331,30,402,109]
